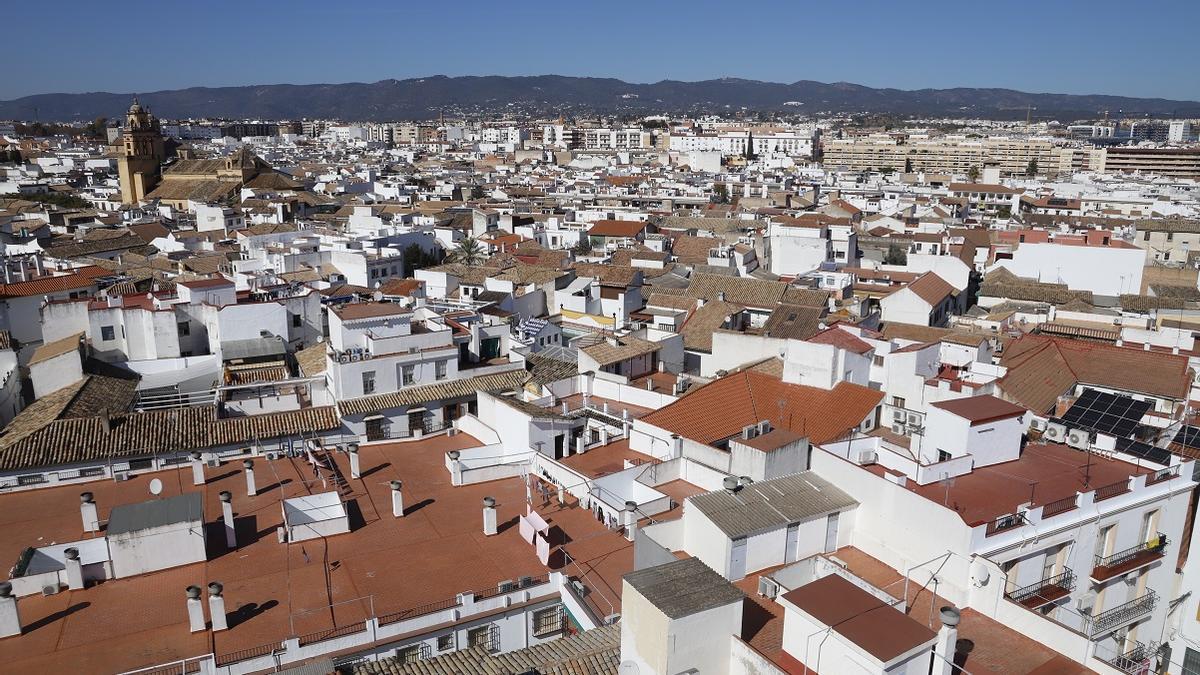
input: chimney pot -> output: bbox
[64,547,79,561]
[186,586,201,600]
[80,492,94,504]
[219,491,232,503]
[723,476,740,493]
[208,582,223,597]
[243,459,253,469]
[448,450,461,461]
[939,606,960,627]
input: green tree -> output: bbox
[883,243,907,265]
[713,183,729,204]
[1026,159,1038,177]
[2,191,89,208]
[967,165,981,182]
[402,243,442,274]
[448,236,487,266]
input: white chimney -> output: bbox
[348,444,361,479]
[671,433,683,457]
[219,491,236,549]
[191,451,205,486]
[933,606,960,675]
[391,480,404,517]
[64,547,83,590]
[80,492,99,533]
[208,582,228,632]
[243,459,256,496]
[624,501,638,542]
[448,451,463,486]
[0,583,20,637]
[483,497,498,536]
[557,483,566,506]
[575,436,586,455]
[600,427,610,446]
[186,586,206,633]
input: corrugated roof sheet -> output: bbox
[688,472,857,538]
[623,557,744,620]
[338,369,528,417]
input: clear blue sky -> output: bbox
[6,0,1198,101]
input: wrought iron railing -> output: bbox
[1007,569,1076,605]
[215,642,279,667]
[1094,479,1130,502]
[985,512,1025,536]
[1094,533,1168,571]
[1041,495,1078,519]
[1087,591,1157,636]
[1102,641,1154,674]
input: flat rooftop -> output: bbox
[864,442,1151,526]
[0,432,635,673]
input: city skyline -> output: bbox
[6,0,1200,101]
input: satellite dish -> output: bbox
[618,662,641,675]
[149,478,163,496]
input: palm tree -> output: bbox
[450,236,487,266]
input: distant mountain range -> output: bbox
[3,75,1199,122]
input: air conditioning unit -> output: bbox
[113,471,130,482]
[338,354,350,364]
[893,410,905,421]
[907,413,921,425]
[363,351,372,360]
[758,577,779,599]
[350,352,361,362]
[857,450,878,465]
[1030,418,1047,432]
[447,428,458,437]
[1043,421,1067,443]
[517,575,533,588]
[206,458,221,468]
[497,580,516,593]
[1066,429,1089,450]
[891,423,906,435]
[265,451,281,461]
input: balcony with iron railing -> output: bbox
[1091,534,1168,582]
[1101,641,1154,675]
[1007,569,1076,609]
[1086,591,1157,637]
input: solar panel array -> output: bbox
[1115,437,1173,465]
[1174,425,1200,451]
[1060,389,1152,438]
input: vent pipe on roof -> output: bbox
[190,451,205,486]
[391,480,404,517]
[243,459,256,496]
[933,606,961,675]
[740,476,755,488]
[483,497,498,536]
[348,444,360,479]
[185,586,205,633]
[80,492,99,533]
[219,491,236,549]
[0,582,20,637]
[208,582,227,632]
[624,501,638,542]
[64,547,83,590]
[723,476,741,495]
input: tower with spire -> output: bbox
[117,97,166,203]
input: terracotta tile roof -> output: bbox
[587,219,646,238]
[904,272,955,305]
[670,234,724,265]
[806,326,873,355]
[331,302,409,321]
[580,335,660,366]
[338,369,528,417]
[686,274,796,309]
[642,370,883,445]
[294,343,328,377]
[680,300,741,352]
[0,265,108,298]
[761,304,824,340]
[28,332,83,366]
[0,405,340,472]
[998,334,1191,413]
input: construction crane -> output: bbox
[998,104,1038,128]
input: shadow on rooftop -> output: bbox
[358,462,391,480]
[23,601,90,634]
[740,597,775,644]
[403,498,434,516]
[226,599,279,629]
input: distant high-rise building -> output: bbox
[116,98,165,204]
